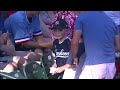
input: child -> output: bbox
[50,11,76,40]
[49,19,71,79]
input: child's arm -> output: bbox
[50,61,57,75]
[54,63,77,74]
[54,64,68,74]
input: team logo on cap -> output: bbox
[55,20,59,25]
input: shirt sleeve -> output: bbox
[10,22,31,44]
[66,49,73,65]
[74,16,83,33]
[32,16,42,36]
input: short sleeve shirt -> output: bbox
[74,11,119,65]
[52,37,71,67]
[4,11,42,45]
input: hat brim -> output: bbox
[51,26,67,30]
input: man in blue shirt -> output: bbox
[4,11,53,63]
[71,11,120,79]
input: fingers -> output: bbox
[73,58,78,67]
[50,67,57,75]
[74,61,78,67]
[55,67,63,73]
[54,68,59,73]
[50,67,64,74]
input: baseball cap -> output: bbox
[51,19,68,30]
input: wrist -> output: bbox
[73,57,78,60]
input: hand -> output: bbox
[55,67,65,74]
[50,67,57,75]
[73,58,78,67]
[1,45,16,56]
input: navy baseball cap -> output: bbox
[51,19,68,30]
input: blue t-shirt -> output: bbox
[52,37,71,67]
[74,11,119,65]
[4,11,42,45]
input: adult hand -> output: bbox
[73,58,78,67]
[1,45,16,56]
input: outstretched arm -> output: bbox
[71,30,82,66]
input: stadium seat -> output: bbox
[41,53,62,79]
[0,70,26,79]
[41,53,55,77]
[23,61,48,79]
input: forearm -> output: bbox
[22,41,43,49]
[44,18,52,25]
[35,36,53,48]
[61,65,68,70]
[39,13,51,25]
[71,42,79,59]
[71,30,82,59]
[42,26,51,38]
[57,65,67,72]
[39,20,51,38]
[7,37,13,46]
[38,41,53,48]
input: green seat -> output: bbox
[23,61,48,79]
[41,53,55,76]
[0,70,26,79]
[41,53,61,79]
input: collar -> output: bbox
[25,11,30,24]
[59,37,69,44]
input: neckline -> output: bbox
[58,37,68,44]
[25,11,30,24]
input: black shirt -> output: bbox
[52,38,71,67]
